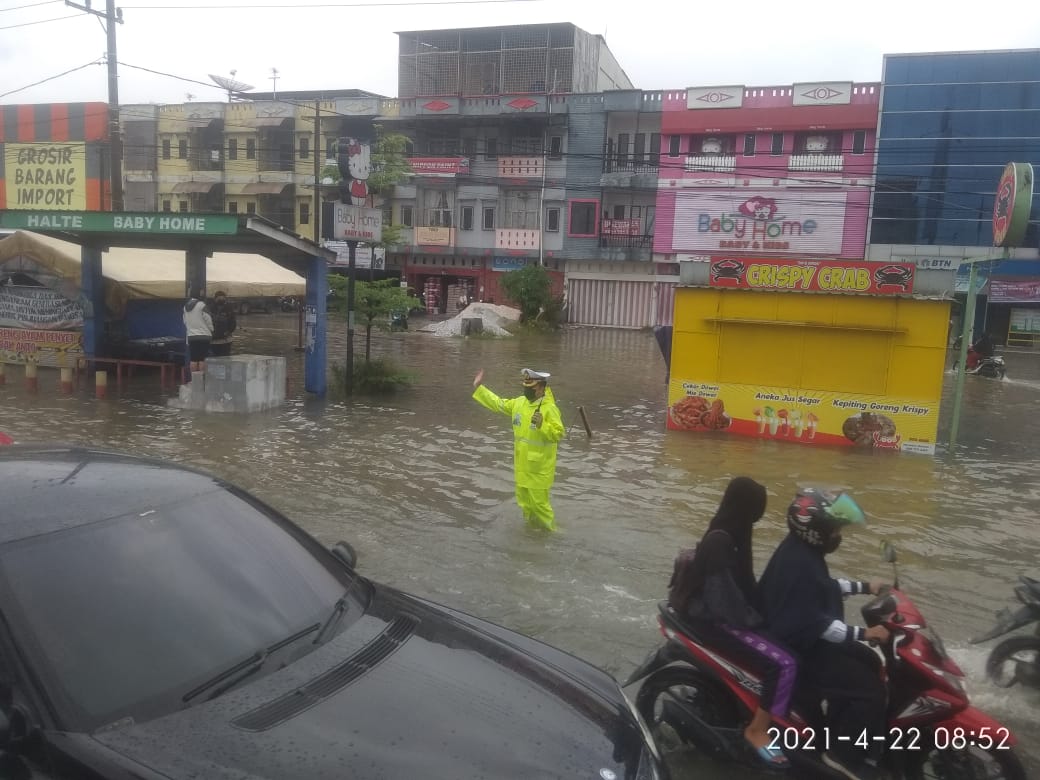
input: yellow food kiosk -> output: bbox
[667,258,950,455]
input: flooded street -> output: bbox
[2,313,1038,778]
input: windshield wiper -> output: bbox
[313,578,360,646]
[183,621,321,704]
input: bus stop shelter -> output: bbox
[0,210,334,395]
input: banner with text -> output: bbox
[0,286,83,330]
[0,327,83,367]
[708,257,915,295]
[332,204,383,242]
[3,143,87,210]
[666,379,939,455]
[674,189,848,254]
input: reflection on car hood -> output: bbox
[91,584,645,779]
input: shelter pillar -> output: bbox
[185,248,208,297]
[304,254,328,396]
[80,245,104,358]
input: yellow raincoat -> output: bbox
[473,383,565,530]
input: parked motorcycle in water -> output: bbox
[952,337,1008,379]
[625,543,1026,779]
[971,575,1040,689]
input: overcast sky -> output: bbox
[2,0,1039,106]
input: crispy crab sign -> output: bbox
[708,258,915,295]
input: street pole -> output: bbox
[66,0,123,210]
[312,100,320,244]
[346,239,357,394]
[948,261,978,450]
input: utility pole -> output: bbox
[66,0,124,210]
[312,100,321,244]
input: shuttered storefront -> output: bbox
[567,278,677,329]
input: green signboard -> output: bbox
[0,211,240,236]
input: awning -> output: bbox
[246,117,291,128]
[241,182,291,195]
[171,181,220,194]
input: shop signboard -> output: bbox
[492,256,527,272]
[415,226,453,246]
[408,157,470,177]
[665,380,938,455]
[707,257,915,295]
[0,327,83,367]
[0,210,238,234]
[602,218,641,236]
[992,162,1034,248]
[331,204,382,242]
[0,286,84,330]
[988,278,1040,303]
[325,242,384,270]
[673,189,848,254]
[4,143,87,210]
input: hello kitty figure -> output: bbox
[345,138,371,206]
[700,136,723,155]
[805,135,830,154]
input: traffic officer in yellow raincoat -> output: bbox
[472,367,565,530]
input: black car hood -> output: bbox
[89,584,647,779]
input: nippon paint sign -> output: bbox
[672,190,848,255]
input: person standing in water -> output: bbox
[472,367,564,530]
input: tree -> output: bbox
[500,263,554,323]
[330,277,420,360]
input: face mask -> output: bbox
[523,387,537,401]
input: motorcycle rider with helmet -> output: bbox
[757,488,890,780]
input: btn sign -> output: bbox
[4,143,87,209]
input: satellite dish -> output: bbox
[209,73,254,101]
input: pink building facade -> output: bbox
[654,83,880,262]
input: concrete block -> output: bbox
[168,355,285,413]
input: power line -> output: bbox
[0,11,81,28]
[0,0,62,11]
[121,0,536,6]
[0,59,102,98]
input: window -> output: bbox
[482,206,495,230]
[545,207,560,232]
[548,136,563,159]
[612,204,626,220]
[503,191,538,228]
[770,132,784,156]
[228,138,238,161]
[162,139,171,160]
[649,133,661,162]
[246,139,256,160]
[743,133,756,156]
[404,139,414,156]
[509,136,541,155]
[568,200,598,237]
[162,199,171,212]
[300,202,310,225]
[401,205,413,227]
[852,130,866,155]
[327,138,337,159]
[246,202,256,215]
[178,200,189,212]
[616,133,629,166]
[382,204,392,226]
[634,133,646,163]
[461,205,474,231]
[462,137,477,159]
[423,190,453,227]
[485,138,497,160]
[668,135,681,157]
[299,136,310,159]
[178,139,187,159]
[228,201,238,214]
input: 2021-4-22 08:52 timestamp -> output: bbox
[767,726,1014,752]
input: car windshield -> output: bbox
[0,487,359,732]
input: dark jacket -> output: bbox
[210,300,237,343]
[758,533,845,653]
[668,477,767,628]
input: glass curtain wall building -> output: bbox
[871,50,1040,248]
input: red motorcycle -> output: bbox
[624,544,1026,779]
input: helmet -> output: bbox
[786,487,865,552]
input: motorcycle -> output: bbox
[624,543,1026,779]
[951,337,1007,379]
[971,575,1040,689]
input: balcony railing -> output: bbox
[495,228,540,250]
[598,234,653,249]
[788,154,844,172]
[498,157,542,178]
[685,155,736,173]
[603,159,659,174]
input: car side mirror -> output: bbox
[331,540,357,570]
